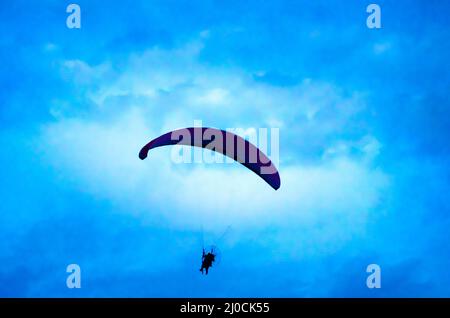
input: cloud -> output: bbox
[57,39,371,159]
[373,42,392,55]
[39,39,389,258]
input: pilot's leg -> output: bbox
[205,267,209,275]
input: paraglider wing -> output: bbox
[139,127,280,190]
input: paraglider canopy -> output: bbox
[139,127,281,190]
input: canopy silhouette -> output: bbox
[139,127,280,190]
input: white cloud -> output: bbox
[195,88,229,105]
[40,39,390,257]
[43,42,58,52]
[373,42,392,55]
[64,40,366,137]
[60,59,112,85]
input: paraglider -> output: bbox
[199,245,221,275]
[199,248,216,275]
[138,127,281,190]
[138,128,279,275]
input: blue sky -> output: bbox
[1,0,450,297]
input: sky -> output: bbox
[1,0,450,297]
